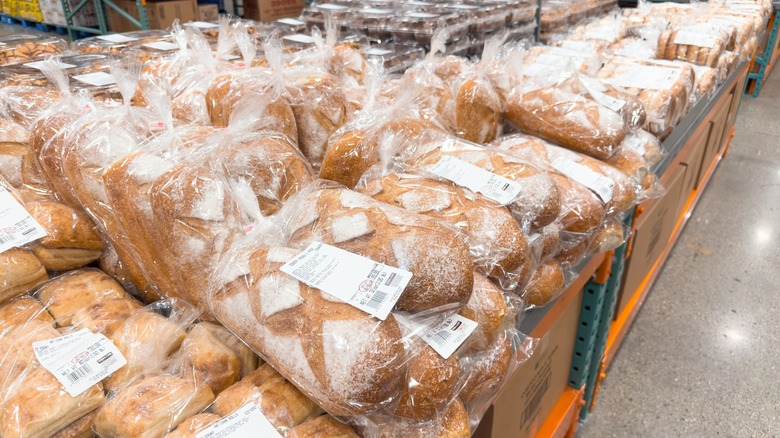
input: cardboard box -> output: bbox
[108,0,197,32]
[198,3,218,21]
[473,289,583,438]
[617,165,686,314]
[700,94,732,179]
[242,0,304,22]
[680,120,710,196]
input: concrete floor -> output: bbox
[577,73,780,436]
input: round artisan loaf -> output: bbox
[320,117,441,189]
[394,345,460,420]
[524,259,566,307]
[360,173,530,289]
[211,247,407,416]
[0,249,48,304]
[453,76,502,144]
[376,398,470,438]
[460,274,510,351]
[412,139,562,231]
[458,331,514,406]
[284,187,474,312]
[505,86,627,160]
[35,269,129,326]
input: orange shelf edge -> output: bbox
[534,386,585,438]
[603,149,725,369]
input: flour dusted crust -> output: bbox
[394,346,460,420]
[212,248,407,416]
[360,173,530,290]
[460,274,510,352]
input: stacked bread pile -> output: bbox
[0,0,768,435]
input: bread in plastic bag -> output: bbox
[163,413,222,438]
[288,415,360,438]
[0,248,48,304]
[35,269,130,326]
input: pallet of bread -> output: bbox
[0,0,768,435]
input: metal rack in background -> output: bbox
[60,0,149,39]
[746,3,780,96]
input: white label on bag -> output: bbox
[23,60,76,70]
[196,403,281,438]
[623,135,647,155]
[426,156,522,205]
[97,34,138,43]
[524,53,572,77]
[607,65,680,91]
[72,71,116,86]
[674,31,718,48]
[366,48,393,56]
[317,3,347,9]
[283,34,316,44]
[143,41,179,51]
[189,21,220,28]
[449,4,478,9]
[33,329,127,397]
[280,242,411,320]
[277,18,304,25]
[406,12,439,18]
[551,158,614,203]
[578,76,625,113]
[394,313,477,359]
[0,187,47,253]
[362,7,392,13]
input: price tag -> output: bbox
[72,71,116,86]
[607,65,680,91]
[142,41,179,51]
[426,156,522,205]
[280,242,411,320]
[394,313,477,359]
[578,76,625,113]
[196,403,281,438]
[674,30,718,48]
[317,3,347,9]
[277,18,304,25]
[406,12,439,18]
[551,158,614,203]
[23,60,76,70]
[97,34,138,43]
[283,34,316,44]
[366,48,393,56]
[362,7,392,13]
[188,21,220,28]
[0,187,47,253]
[33,328,127,397]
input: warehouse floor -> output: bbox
[577,74,780,436]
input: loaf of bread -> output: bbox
[29,107,83,206]
[458,330,514,406]
[0,86,62,128]
[0,321,106,438]
[27,201,104,271]
[288,415,359,438]
[359,173,530,290]
[211,246,407,416]
[0,118,30,188]
[558,76,648,133]
[410,137,562,232]
[657,24,729,68]
[0,249,47,304]
[281,186,474,312]
[35,269,129,326]
[460,274,510,352]
[286,70,351,168]
[70,297,143,338]
[596,57,695,137]
[211,364,320,431]
[205,69,299,144]
[320,116,444,189]
[93,373,215,438]
[506,85,627,160]
[605,141,657,192]
[524,259,567,307]
[0,296,53,333]
[375,398,470,438]
[52,410,98,438]
[395,345,460,420]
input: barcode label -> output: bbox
[65,363,93,383]
[522,372,550,425]
[143,41,179,51]
[551,158,614,203]
[394,313,477,359]
[197,403,281,438]
[426,156,522,205]
[72,71,115,86]
[97,34,138,43]
[281,242,411,320]
[33,328,126,397]
[0,186,47,253]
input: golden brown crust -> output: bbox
[70,298,143,338]
[94,374,215,438]
[454,77,502,144]
[394,346,460,420]
[51,411,98,438]
[0,249,47,304]
[460,274,509,351]
[179,322,243,396]
[36,269,128,326]
[164,413,222,438]
[0,296,53,333]
[459,333,513,406]
[524,259,566,307]
[288,415,358,438]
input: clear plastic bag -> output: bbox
[0,34,68,67]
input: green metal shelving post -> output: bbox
[61,0,149,38]
[747,6,780,96]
